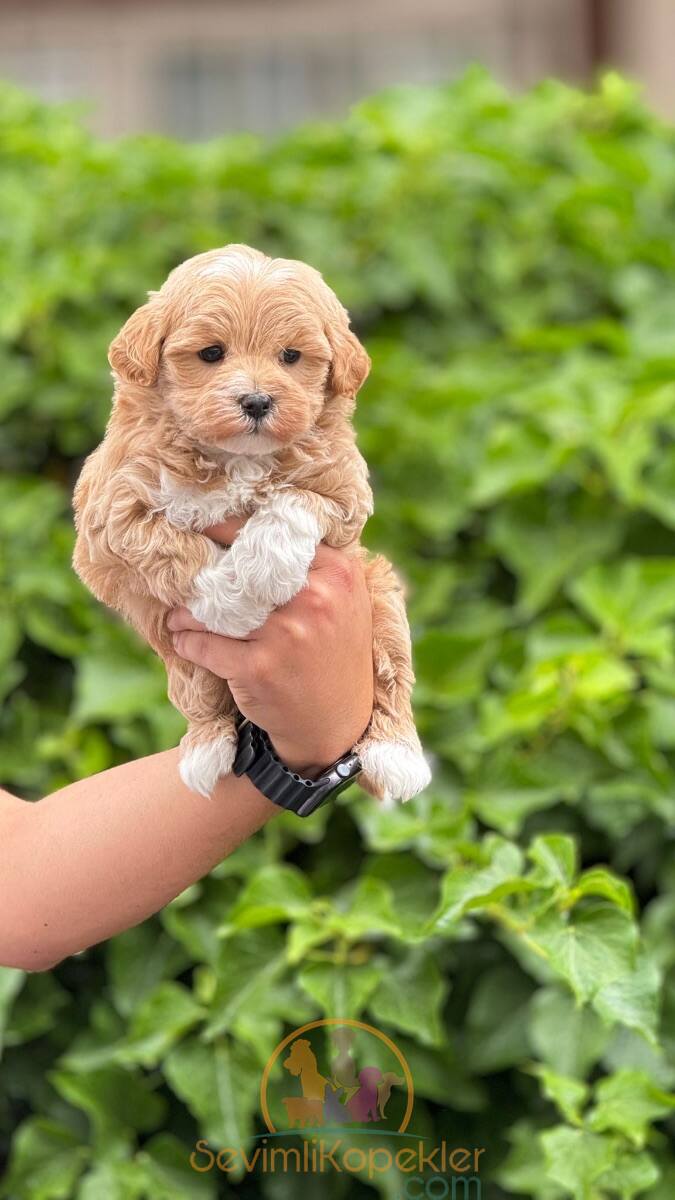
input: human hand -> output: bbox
[167,518,374,777]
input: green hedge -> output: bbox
[2,68,675,1198]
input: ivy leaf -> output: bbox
[596,1149,660,1200]
[117,982,204,1067]
[3,973,69,1048]
[203,928,287,1045]
[488,494,621,615]
[432,839,526,931]
[75,1160,148,1200]
[363,853,442,940]
[73,650,169,721]
[465,965,533,1073]
[107,925,188,1019]
[224,864,313,931]
[588,1070,675,1148]
[134,1132,217,1199]
[541,1125,617,1197]
[298,961,384,1019]
[527,902,638,1004]
[593,954,662,1044]
[0,1118,90,1200]
[528,834,577,888]
[496,1118,564,1200]
[49,1067,166,1144]
[569,559,675,662]
[368,952,448,1046]
[570,867,635,916]
[161,879,241,965]
[0,966,25,1057]
[528,986,610,1078]
[163,1037,259,1156]
[531,1065,589,1125]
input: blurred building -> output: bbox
[0,0,672,139]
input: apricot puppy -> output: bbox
[73,245,430,804]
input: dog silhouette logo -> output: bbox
[261,1018,413,1134]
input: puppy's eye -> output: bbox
[198,345,225,363]
[280,348,301,365]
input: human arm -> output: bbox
[0,754,275,972]
[0,526,373,971]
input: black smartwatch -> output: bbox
[232,718,362,817]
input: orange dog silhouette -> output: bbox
[282,1097,325,1128]
[378,1071,405,1118]
[283,1038,328,1101]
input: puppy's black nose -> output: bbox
[239,392,272,420]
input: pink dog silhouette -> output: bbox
[346,1067,383,1123]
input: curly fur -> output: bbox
[73,244,430,801]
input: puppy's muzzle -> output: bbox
[239,392,273,421]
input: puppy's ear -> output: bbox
[109,296,164,387]
[325,319,371,400]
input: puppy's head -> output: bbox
[109,244,370,455]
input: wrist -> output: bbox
[268,738,354,780]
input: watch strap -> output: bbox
[233,719,361,817]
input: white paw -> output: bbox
[358,740,432,806]
[229,496,321,608]
[179,731,237,797]
[188,497,321,636]
[189,554,270,636]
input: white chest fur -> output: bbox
[152,455,276,530]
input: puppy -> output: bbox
[73,245,430,804]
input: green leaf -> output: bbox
[118,982,204,1066]
[73,650,168,722]
[589,1070,675,1148]
[107,924,188,1019]
[570,867,635,915]
[488,494,622,614]
[531,1065,589,1124]
[527,902,638,1004]
[298,960,384,1019]
[368,952,448,1046]
[163,1037,259,1154]
[496,1119,563,1200]
[161,878,241,964]
[134,1133,217,1199]
[203,929,290,1058]
[432,839,526,931]
[541,1125,617,1198]
[225,864,312,930]
[593,954,662,1044]
[528,834,577,888]
[465,965,533,1073]
[363,853,442,939]
[75,1160,152,1200]
[597,1149,660,1200]
[49,1067,166,1143]
[1,1118,90,1200]
[3,973,69,1047]
[569,559,675,661]
[529,986,610,1078]
[0,966,25,1057]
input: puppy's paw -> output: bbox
[358,739,432,808]
[230,496,322,608]
[179,728,237,797]
[189,553,270,636]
